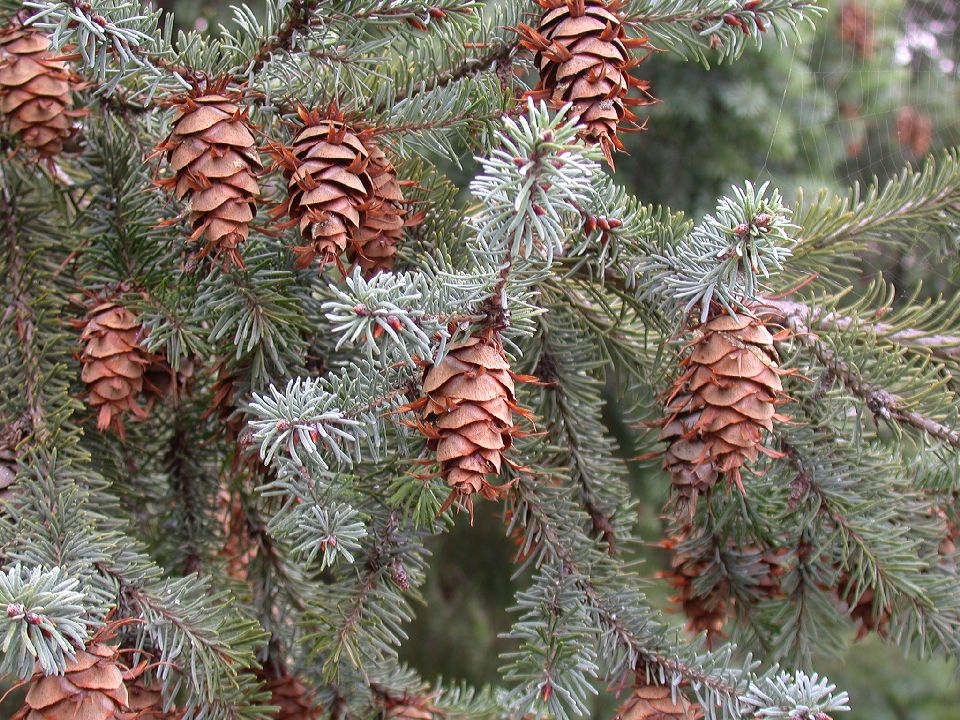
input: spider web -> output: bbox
[741,0,959,292]
[762,0,958,186]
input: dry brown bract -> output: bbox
[13,643,128,720]
[614,684,703,720]
[518,0,654,165]
[659,308,788,515]
[157,88,262,269]
[0,20,81,158]
[77,299,153,439]
[403,334,534,521]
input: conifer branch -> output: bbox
[0,183,42,431]
[779,310,960,448]
[626,0,824,65]
[383,39,516,111]
[245,0,323,75]
[765,298,960,364]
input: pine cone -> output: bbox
[215,482,258,581]
[77,299,153,438]
[13,643,129,720]
[839,572,890,641]
[659,308,787,514]
[518,0,653,164]
[383,694,438,720]
[895,105,933,157]
[204,357,248,440]
[658,536,730,646]
[272,107,371,272]
[348,139,415,276]
[614,684,703,720]
[0,415,28,505]
[753,546,789,600]
[0,19,81,158]
[157,88,262,269]
[260,670,320,720]
[406,333,533,520]
[121,677,182,719]
[838,2,873,59]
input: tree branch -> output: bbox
[245,0,324,76]
[379,40,517,112]
[764,298,960,364]
[775,307,960,448]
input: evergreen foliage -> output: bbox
[0,1,957,720]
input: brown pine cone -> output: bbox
[0,415,28,505]
[894,105,933,158]
[157,87,262,269]
[348,138,418,276]
[658,308,788,515]
[754,547,790,599]
[0,19,82,158]
[383,694,438,720]
[121,676,182,719]
[215,482,258,581]
[518,0,654,164]
[404,333,534,520]
[658,534,730,646]
[839,572,890,641]
[838,2,873,59]
[77,298,153,438]
[13,643,129,720]
[259,669,321,720]
[614,684,703,720]
[271,107,371,272]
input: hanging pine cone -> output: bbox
[402,333,534,520]
[215,481,258,581]
[839,572,891,641]
[122,677,182,720]
[77,298,154,438]
[143,354,195,407]
[0,18,82,158]
[658,535,730,646]
[156,86,262,269]
[614,684,703,720]
[0,415,28,505]
[258,669,321,720]
[753,546,789,600]
[271,107,371,272]
[894,105,933,158]
[382,692,439,720]
[838,2,873,59]
[658,308,788,515]
[348,138,418,276]
[517,0,654,164]
[13,642,129,720]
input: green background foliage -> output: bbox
[2,0,959,718]
[404,1,960,717]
